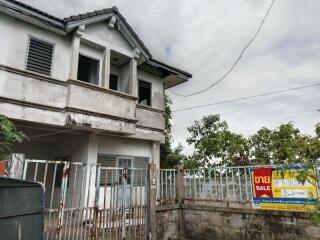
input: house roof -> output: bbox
[0,0,192,78]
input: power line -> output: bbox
[170,0,276,97]
[172,83,320,113]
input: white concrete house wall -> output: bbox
[0,0,191,208]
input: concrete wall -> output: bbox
[156,204,320,240]
[98,135,153,159]
[156,205,180,240]
[137,69,164,111]
[85,22,133,53]
[0,12,72,80]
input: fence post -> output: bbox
[147,163,157,240]
[175,165,184,204]
[6,153,25,179]
[92,165,101,240]
[56,162,70,240]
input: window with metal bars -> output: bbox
[97,155,149,186]
[26,37,54,76]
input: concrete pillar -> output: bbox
[175,165,184,239]
[87,133,98,164]
[101,47,111,88]
[151,141,160,169]
[84,134,98,208]
[147,163,157,240]
[69,29,82,80]
[7,153,25,179]
[175,165,184,204]
[128,58,138,97]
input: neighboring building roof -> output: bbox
[0,0,192,78]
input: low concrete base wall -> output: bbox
[156,205,180,240]
[156,204,320,240]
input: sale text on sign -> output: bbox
[251,166,318,211]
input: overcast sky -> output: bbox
[22,0,320,154]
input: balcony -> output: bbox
[0,64,137,134]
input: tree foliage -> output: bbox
[185,114,320,167]
[0,115,28,159]
[160,95,185,168]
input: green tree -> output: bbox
[185,114,320,167]
[160,95,185,168]
[186,114,249,167]
[0,115,28,159]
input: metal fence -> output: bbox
[184,163,320,203]
[156,162,320,205]
[21,159,148,240]
[184,167,252,202]
[157,169,176,203]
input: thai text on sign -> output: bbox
[251,166,318,211]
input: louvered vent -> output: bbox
[26,37,54,75]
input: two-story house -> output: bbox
[0,0,191,172]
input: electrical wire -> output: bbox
[172,83,320,113]
[170,0,276,97]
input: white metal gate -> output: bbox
[21,159,148,240]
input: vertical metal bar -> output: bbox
[244,167,249,201]
[92,165,101,240]
[122,168,127,239]
[226,168,229,201]
[84,164,93,240]
[43,162,48,187]
[219,168,223,200]
[161,170,164,200]
[198,169,201,199]
[214,168,218,199]
[238,167,242,202]
[173,170,176,199]
[231,168,235,200]
[76,164,86,240]
[203,169,206,199]
[249,167,254,203]
[22,160,28,180]
[34,162,38,182]
[56,162,70,240]
[193,170,196,199]
[47,162,57,240]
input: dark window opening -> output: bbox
[109,74,119,91]
[138,80,151,106]
[77,54,99,85]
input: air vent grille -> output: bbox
[26,37,54,75]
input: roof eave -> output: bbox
[147,60,192,79]
[0,0,65,34]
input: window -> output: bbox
[77,54,99,85]
[109,74,119,91]
[26,37,54,76]
[97,155,149,186]
[98,154,116,186]
[138,80,151,106]
[133,157,149,186]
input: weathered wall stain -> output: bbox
[156,204,320,240]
